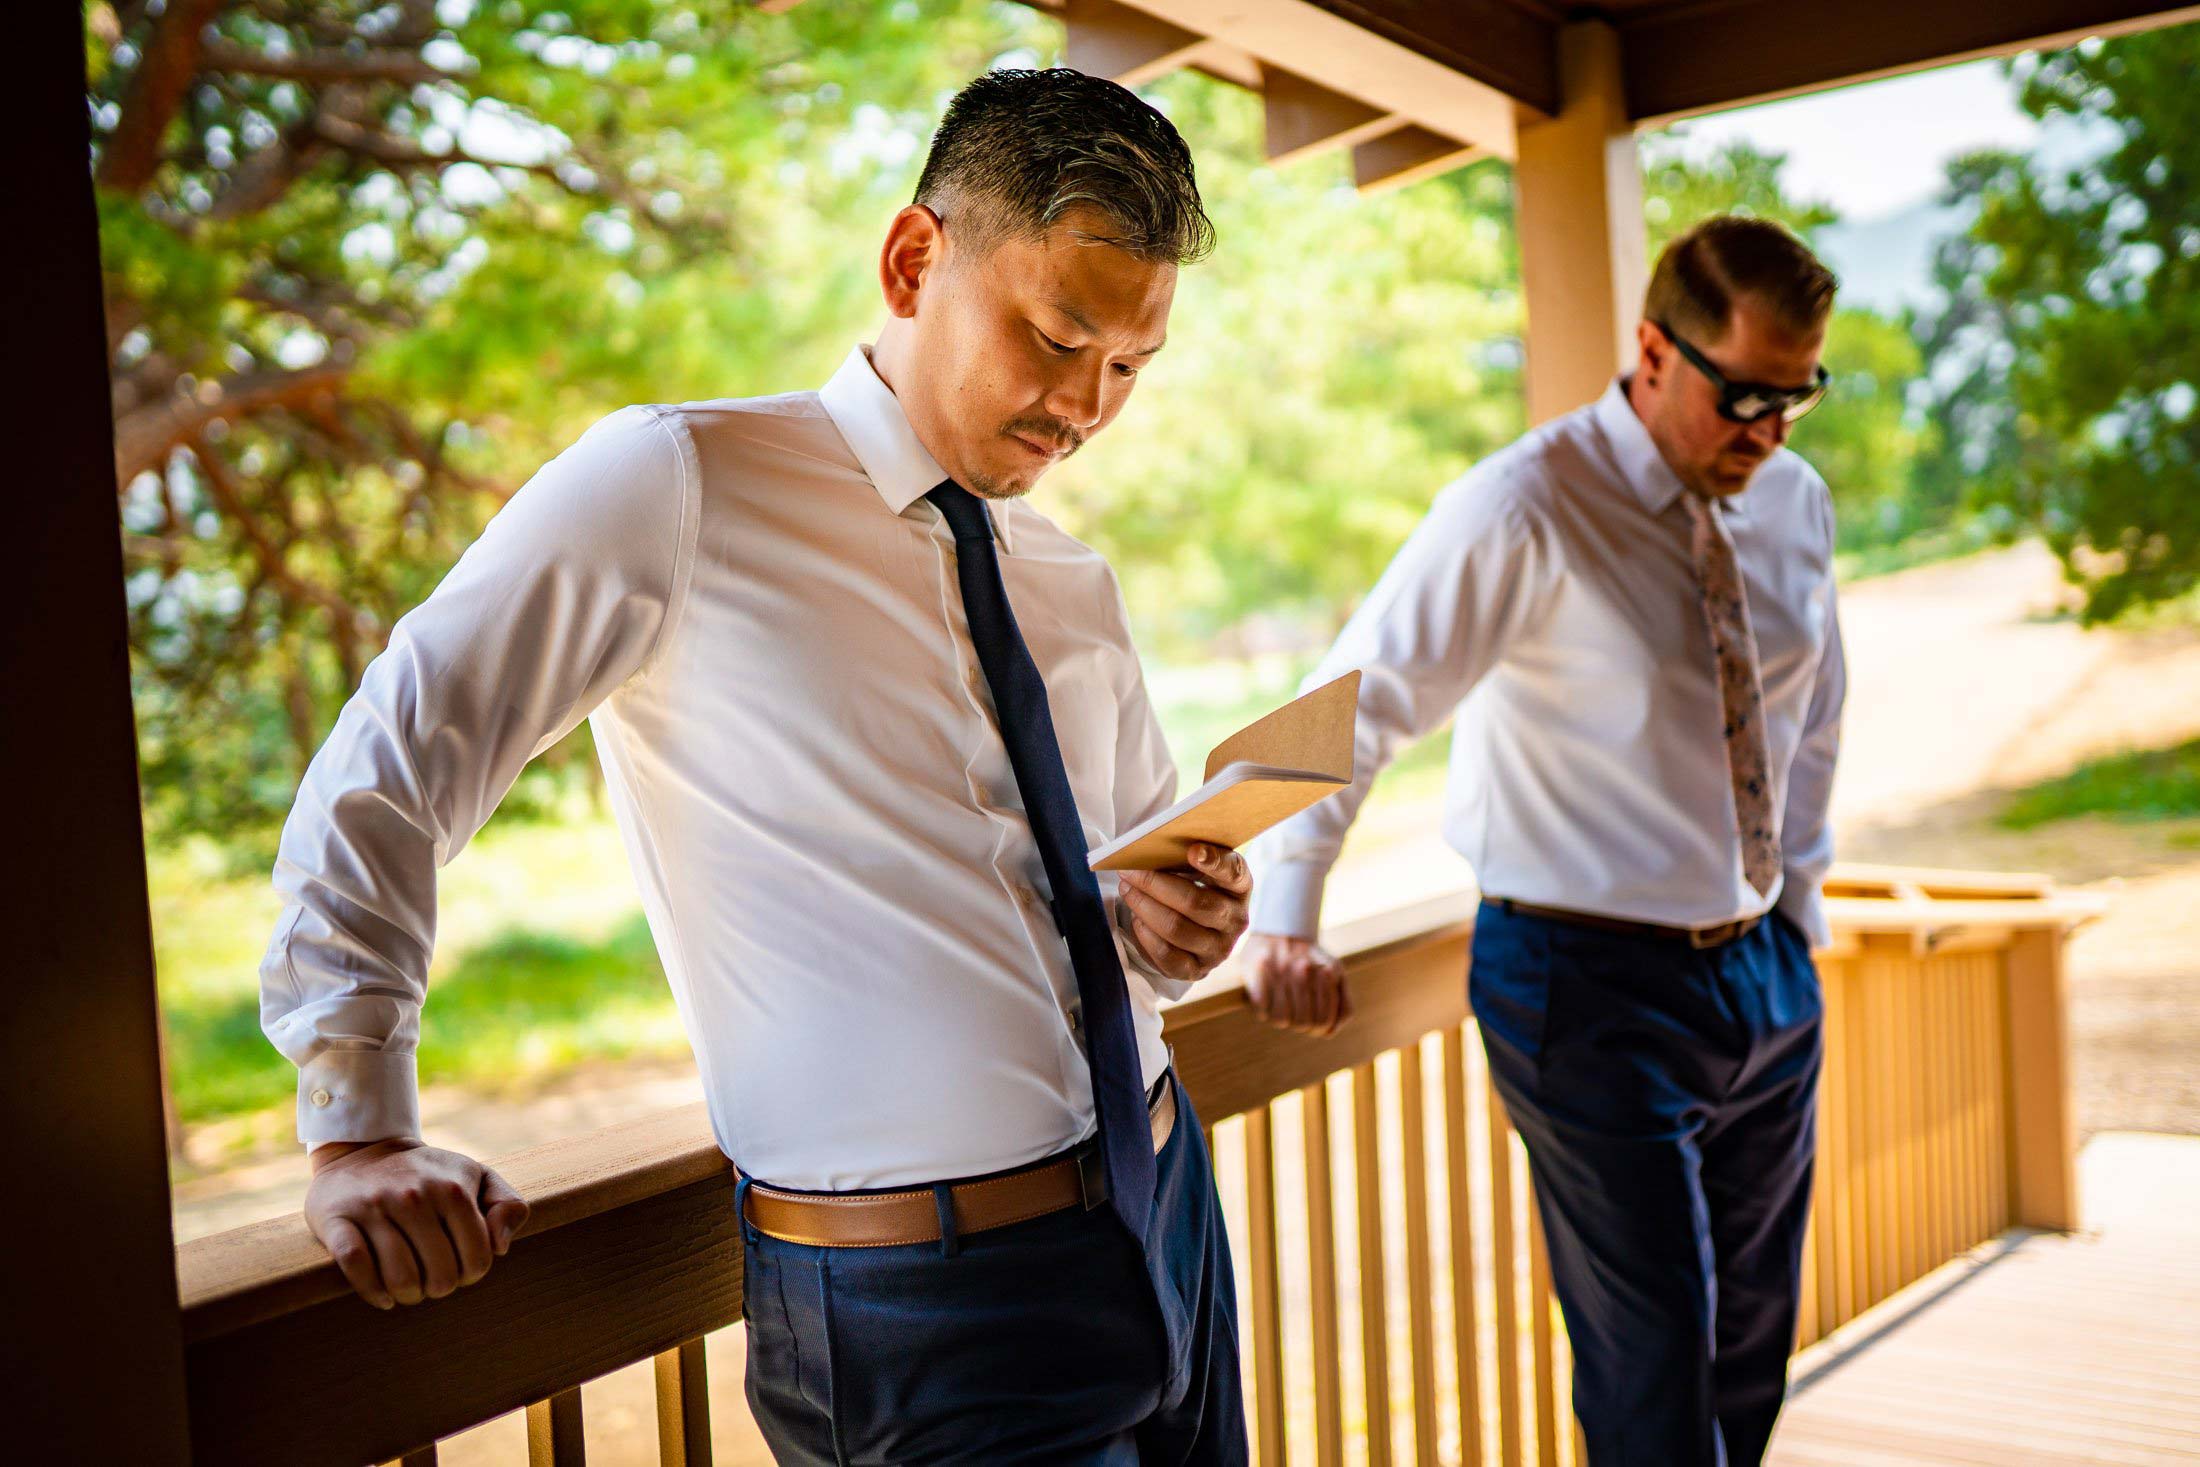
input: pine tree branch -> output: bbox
[197,39,453,86]
[186,437,363,630]
[97,0,232,194]
[113,362,351,486]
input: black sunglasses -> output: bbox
[1652,319,1829,424]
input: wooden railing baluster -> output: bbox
[1245,1105,1287,1467]
[1304,1079,1346,1467]
[1486,1072,1523,1467]
[1980,958,1997,1258]
[1444,1025,1487,1467]
[527,1387,586,1467]
[1399,1041,1440,1467]
[1351,1061,1394,1467]
[1823,958,1854,1333]
[653,1337,710,1467]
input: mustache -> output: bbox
[1003,416,1084,456]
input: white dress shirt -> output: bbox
[1248,377,1846,948]
[260,343,1189,1190]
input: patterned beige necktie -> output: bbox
[1681,491,1782,896]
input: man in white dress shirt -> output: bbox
[263,69,1251,1462]
[1243,216,1847,1465]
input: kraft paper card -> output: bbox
[1086,669,1362,871]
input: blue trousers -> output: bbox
[1470,899,1822,1467]
[738,1067,1248,1465]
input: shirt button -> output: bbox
[966,666,984,690]
[309,1088,332,1108]
[1068,1010,1083,1034]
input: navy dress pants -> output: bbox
[1470,899,1823,1467]
[739,1067,1248,1465]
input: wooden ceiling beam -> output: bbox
[1064,0,1211,87]
[1263,64,1401,167]
[1103,0,1527,159]
[1188,39,1265,91]
[1622,0,2200,123]
[1352,122,1482,194]
[1301,0,1560,116]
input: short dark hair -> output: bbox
[1645,215,1838,342]
[914,67,1215,266]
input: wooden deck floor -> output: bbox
[1770,1132,2200,1466]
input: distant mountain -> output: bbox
[1816,199,1973,316]
[1810,114,2109,318]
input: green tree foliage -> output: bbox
[1907,157,2030,538]
[1924,29,2200,620]
[97,0,1959,856]
[95,0,1533,843]
[1643,134,1835,257]
[95,0,1047,852]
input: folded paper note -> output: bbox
[1087,669,1362,871]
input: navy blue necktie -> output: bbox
[925,480,1157,1243]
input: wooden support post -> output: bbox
[2003,928,2080,1231]
[1064,0,1209,87]
[4,6,193,1461]
[1511,19,1647,425]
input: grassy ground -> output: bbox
[1995,736,2200,835]
[1833,521,2011,583]
[152,671,1455,1132]
[154,811,673,1127]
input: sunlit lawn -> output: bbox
[1996,736,2200,831]
[152,660,1455,1132]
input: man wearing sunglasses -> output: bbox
[1243,214,1846,1465]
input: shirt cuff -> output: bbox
[1112,891,1197,1002]
[1777,880,1831,952]
[1248,859,1330,942]
[296,1049,422,1148]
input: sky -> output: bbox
[1660,58,2040,222]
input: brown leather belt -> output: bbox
[734,1078,1178,1248]
[1492,896,1762,950]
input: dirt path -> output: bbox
[171,542,2200,1242]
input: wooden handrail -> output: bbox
[178,1102,726,1343]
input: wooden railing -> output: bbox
[173,864,2101,1466]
